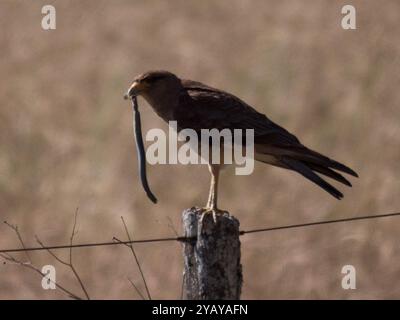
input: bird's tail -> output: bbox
[281,156,345,199]
[256,145,358,200]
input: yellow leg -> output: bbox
[209,164,220,209]
[203,164,223,222]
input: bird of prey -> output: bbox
[124,70,358,217]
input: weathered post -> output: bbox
[182,207,242,300]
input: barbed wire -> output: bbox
[1,211,400,254]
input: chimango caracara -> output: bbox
[124,70,358,215]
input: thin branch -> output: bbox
[166,216,180,239]
[1,223,82,300]
[4,221,31,262]
[112,237,146,300]
[112,237,131,249]
[35,236,67,266]
[68,209,90,300]
[127,277,146,300]
[1,253,82,300]
[35,209,90,300]
[119,216,152,300]
[69,208,79,265]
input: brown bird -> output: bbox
[124,70,358,216]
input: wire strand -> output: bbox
[0,236,189,254]
[1,211,399,254]
[240,211,400,235]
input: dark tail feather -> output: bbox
[304,162,352,187]
[325,158,358,177]
[287,146,358,177]
[281,156,344,200]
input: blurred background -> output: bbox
[0,0,399,299]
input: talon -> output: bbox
[200,207,224,223]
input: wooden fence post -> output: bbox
[182,207,242,300]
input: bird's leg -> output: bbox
[206,180,214,209]
[209,164,219,210]
[206,167,216,208]
[202,164,222,223]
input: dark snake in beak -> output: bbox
[130,96,157,204]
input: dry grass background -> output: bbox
[0,0,399,299]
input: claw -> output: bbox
[200,207,225,223]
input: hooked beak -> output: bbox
[124,81,144,100]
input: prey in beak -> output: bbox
[123,70,182,203]
[124,81,146,100]
[125,87,158,203]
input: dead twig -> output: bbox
[166,216,180,239]
[1,221,82,300]
[112,236,146,300]
[127,276,146,300]
[116,216,152,300]
[35,208,90,300]
[1,253,82,300]
[3,221,31,262]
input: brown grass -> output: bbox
[0,0,399,299]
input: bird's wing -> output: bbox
[176,79,358,199]
[178,80,300,145]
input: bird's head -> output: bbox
[124,70,181,102]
